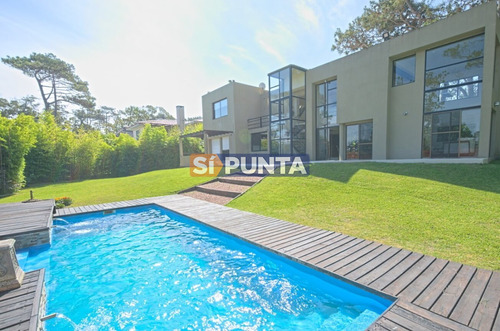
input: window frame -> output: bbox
[213,98,228,119]
[251,132,268,152]
[422,34,484,158]
[345,121,373,160]
[392,55,416,87]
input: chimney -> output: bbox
[176,105,185,133]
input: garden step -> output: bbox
[181,190,233,205]
[196,181,248,198]
[218,175,263,186]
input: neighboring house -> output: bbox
[124,119,178,140]
[196,2,500,162]
[180,81,269,165]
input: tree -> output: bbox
[1,53,95,121]
[0,96,39,118]
[331,0,489,55]
[24,112,72,185]
[0,115,37,194]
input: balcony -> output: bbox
[247,115,269,130]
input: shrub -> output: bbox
[55,196,72,206]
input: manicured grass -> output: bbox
[228,162,500,270]
[0,168,210,207]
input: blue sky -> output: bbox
[0,0,370,118]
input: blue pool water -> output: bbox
[18,205,392,330]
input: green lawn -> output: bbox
[228,162,500,270]
[0,168,209,207]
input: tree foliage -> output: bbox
[0,115,37,194]
[0,96,39,118]
[331,0,489,55]
[1,53,95,121]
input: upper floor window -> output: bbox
[213,99,228,119]
[316,79,337,127]
[393,55,416,86]
[424,34,484,113]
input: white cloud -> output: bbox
[295,0,320,31]
[255,23,296,65]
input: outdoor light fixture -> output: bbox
[494,101,500,107]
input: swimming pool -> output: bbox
[18,205,393,330]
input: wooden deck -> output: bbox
[0,200,54,237]
[45,195,498,330]
[0,270,45,331]
[0,200,55,250]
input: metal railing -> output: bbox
[247,115,269,129]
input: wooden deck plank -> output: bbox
[270,228,329,250]
[333,245,390,276]
[468,271,500,330]
[299,236,355,262]
[396,301,475,331]
[0,270,43,331]
[279,231,334,254]
[290,233,346,258]
[383,310,430,331]
[450,268,492,326]
[343,246,401,280]
[325,242,382,272]
[413,261,462,309]
[430,265,476,317]
[397,258,448,302]
[264,228,325,248]
[376,316,411,331]
[3,320,30,331]
[316,239,373,269]
[389,304,455,331]
[383,255,436,296]
[355,250,412,286]
[369,253,424,291]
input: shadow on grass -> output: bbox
[310,161,500,194]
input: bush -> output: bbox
[55,196,72,206]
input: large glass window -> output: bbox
[393,55,416,86]
[346,122,373,160]
[316,79,339,160]
[422,34,483,158]
[251,132,268,152]
[213,99,228,119]
[269,66,306,154]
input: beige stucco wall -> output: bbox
[305,1,498,160]
[202,81,268,154]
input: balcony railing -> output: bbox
[248,115,269,130]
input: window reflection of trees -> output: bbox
[422,34,483,158]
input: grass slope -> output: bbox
[0,168,209,207]
[228,162,500,270]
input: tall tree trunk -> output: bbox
[52,75,58,119]
[35,73,50,111]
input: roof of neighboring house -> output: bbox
[126,119,178,131]
[136,119,178,126]
[181,130,232,138]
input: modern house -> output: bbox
[192,1,499,163]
